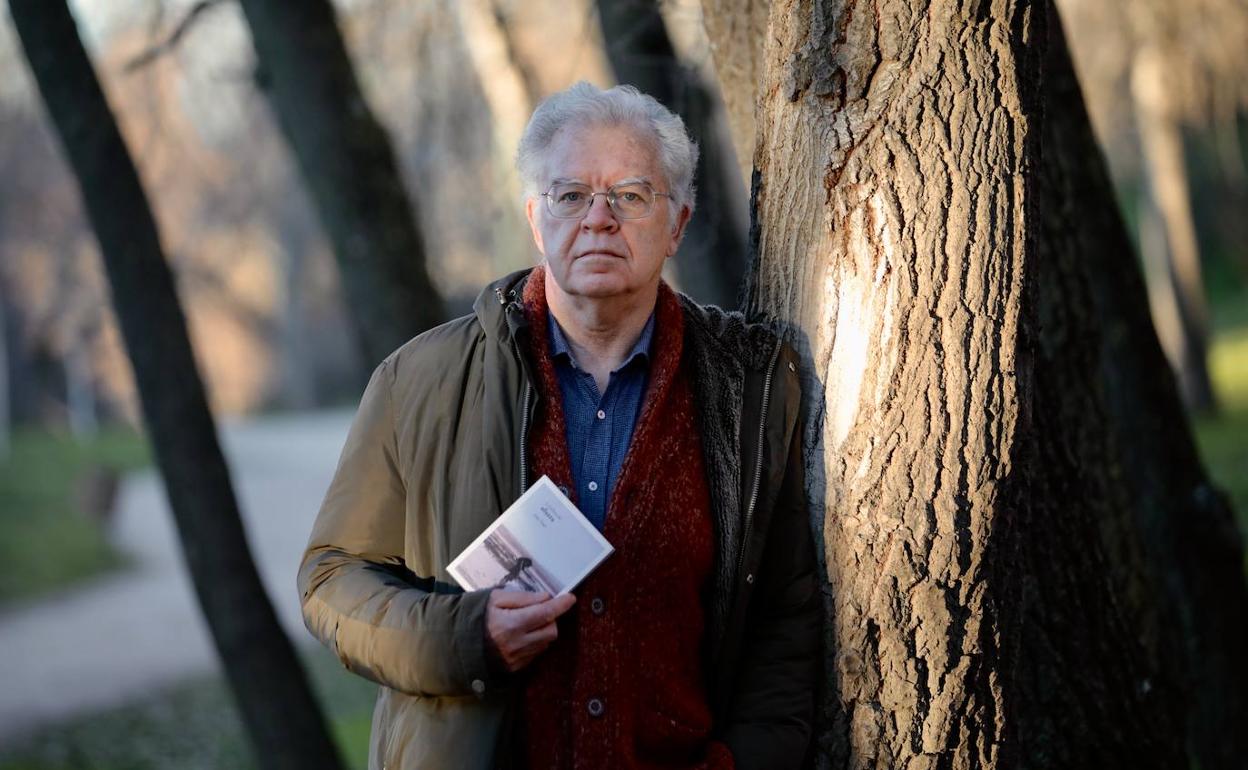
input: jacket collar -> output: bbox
[476,267,775,371]
[473,268,534,345]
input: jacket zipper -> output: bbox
[518,380,533,494]
[737,339,783,585]
[503,292,536,496]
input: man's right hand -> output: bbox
[484,590,577,672]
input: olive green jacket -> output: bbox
[298,269,820,769]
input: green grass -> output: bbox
[0,427,149,604]
[0,648,376,770]
[1193,301,1248,526]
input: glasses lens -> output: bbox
[547,183,592,218]
[610,183,655,219]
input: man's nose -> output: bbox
[581,193,619,230]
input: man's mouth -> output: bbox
[577,249,625,259]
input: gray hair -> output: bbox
[516,82,698,213]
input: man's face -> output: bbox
[525,123,690,304]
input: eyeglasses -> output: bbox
[541,181,672,220]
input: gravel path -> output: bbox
[0,410,354,745]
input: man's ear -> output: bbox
[667,204,692,257]
[525,196,545,254]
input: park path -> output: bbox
[0,410,354,745]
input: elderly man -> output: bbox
[299,82,819,769]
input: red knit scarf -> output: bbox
[518,267,732,769]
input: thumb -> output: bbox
[490,589,549,609]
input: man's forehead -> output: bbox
[550,175,655,187]
[542,123,661,174]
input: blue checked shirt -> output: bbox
[547,311,655,532]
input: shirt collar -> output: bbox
[547,310,656,374]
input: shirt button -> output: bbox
[471,679,486,695]
[587,698,605,717]
[596,409,606,420]
[590,597,605,615]
[587,481,599,492]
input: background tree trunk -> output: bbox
[1040,7,1248,766]
[455,0,538,277]
[0,290,9,461]
[700,0,768,187]
[8,3,345,769]
[1131,46,1219,414]
[237,0,446,372]
[64,340,96,440]
[703,0,1200,766]
[596,0,750,308]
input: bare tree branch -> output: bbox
[123,0,229,74]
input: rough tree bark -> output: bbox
[596,0,750,308]
[696,0,1246,766]
[8,4,345,769]
[237,0,446,371]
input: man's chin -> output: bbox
[569,281,630,299]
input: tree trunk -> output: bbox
[64,340,97,440]
[1040,8,1248,767]
[8,4,345,769]
[455,0,539,276]
[238,0,446,372]
[596,0,750,308]
[1131,46,1218,414]
[0,289,9,461]
[704,0,1204,766]
[700,0,768,187]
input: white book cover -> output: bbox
[447,475,614,596]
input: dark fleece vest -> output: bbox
[519,267,733,769]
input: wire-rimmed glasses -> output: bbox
[541,181,672,220]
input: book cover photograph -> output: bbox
[447,475,614,595]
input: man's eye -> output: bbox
[558,191,583,203]
[619,192,641,202]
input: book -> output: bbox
[447,475,614,596]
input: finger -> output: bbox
[510,593,576,631]
[490,589,549,609]
[520,621,559,647]
[550,593,577,616]
[498,622,562,671]
[505,628,557,670]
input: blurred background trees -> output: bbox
[1057,0,1248,415]
[9,1,347,766]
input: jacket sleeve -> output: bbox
[297,358,502,699]
[722,420,822,769]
